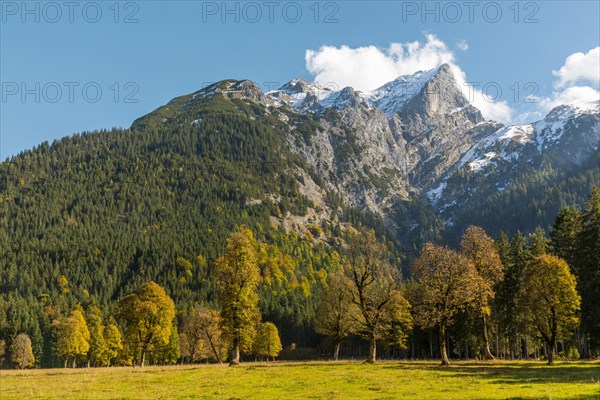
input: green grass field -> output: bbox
[1,360,598,399]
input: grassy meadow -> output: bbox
[1,360,598,400]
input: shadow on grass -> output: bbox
[386,360,600,385]
[381,361,600,400]
[470,395,600,400]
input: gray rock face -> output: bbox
[269,64,491,215]
[288,92,409,220]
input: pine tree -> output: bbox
[577,189,600,354]
[550,206,582,269]
[527,227,549,259]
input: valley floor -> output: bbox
[1,360,599,399]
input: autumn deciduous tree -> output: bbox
[11,333,35,369]
[180,307,225,363]
[314,272,359,361]
[151,325,180,365]
[103,317,123,366]
[119,281,176,367]
[213,227,261,366]
[253,322,282,361]
[410,243,481,366]
[56,308,90,368]
[519,255,581,365]
[86,307,107,367]
[460,226,504,359]
[345,228,412,364]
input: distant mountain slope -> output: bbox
[430,102,600,236]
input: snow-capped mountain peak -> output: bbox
[364,64,449,117]
[266,63,468,118]
[267,78,335,110]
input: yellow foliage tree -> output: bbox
[519,254,581,365]
[460,225,504,360]
[56,309,90,368]
[103,316,123,366]
[410,243,482,366]
[118,281,176,367]
[213,227,261,366]
[253,322,282,361]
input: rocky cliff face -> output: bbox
[266,64,500,216]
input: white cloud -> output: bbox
[305,35,513,123]
[526,47,600,117]
[447,64,513,123]
[305,34,455,92]
[540,86,600,111]
[456,40,469,52]
[552,47,600,88]
[513,111,545,125]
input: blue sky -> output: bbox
[1,0,599,158]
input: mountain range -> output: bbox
[133,63,600,241]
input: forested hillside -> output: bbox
[0,93,412,366]
[448,149,600,239]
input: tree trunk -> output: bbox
[494,324,499,358]
[333,340,341,361]
[140,349,146,368]
[547,341,554,365]
[482,315,495,360]
[72,357,76,368]
[429,330,433,359]
[64,358,68,368]
[439,325,450,366]
[229,336,240,366]
[365,335,376,364]
[576,328,583,358]
[207,337,222,364]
